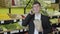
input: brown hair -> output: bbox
[33,1,41,6]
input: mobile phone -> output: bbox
[31,10,33,13]
[21,15,25,18]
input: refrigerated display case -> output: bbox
[0,14,28,34]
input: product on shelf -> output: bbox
[8,14,17,19]
[50,18,58,24]
[0,27,3,31]
[0,23,23,31]
[0,25,7,31]
[3,23,23,31]
[0,14,11,20]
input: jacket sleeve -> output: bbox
[22,14,34,26]
[46,17,51,28]
[45,16,52,33]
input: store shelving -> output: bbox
[0,14,28,34]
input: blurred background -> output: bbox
[0,0,59,15]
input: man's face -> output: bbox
[32,4,41,13]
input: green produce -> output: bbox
[4,23,23,30]
[50,18,58,24]
[0,25,7,31]
[4,23,17,30]
[13,23,23,29]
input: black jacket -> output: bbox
[22,14,52,34]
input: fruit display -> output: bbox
[0,23,23,31]
[50,18,58,24]
[0,13,23,32]
[0,25,7,31]
[8,14,17,19]
[5,23,23,30]
[58,19,60,23]
[0,26,4,31]
[0,14,11,20]
[4,23,17,30]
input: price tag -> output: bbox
[14,20,16,22]
[1,21,4,24]
[24,29,27,31]
[10,30,19,33]
[20,19,22,21]
[4,32,7,34]
[20,29,23,32]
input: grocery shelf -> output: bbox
[0,19,20,24]
[51,16,60,19]
[0,18,28,34]
[0,28,28,34]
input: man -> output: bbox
[22,1,52,34]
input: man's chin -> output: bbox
[36,12,39,13]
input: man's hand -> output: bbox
[29,9,35,15]
[20,15,26,20]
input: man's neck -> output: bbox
[35,13,40,15]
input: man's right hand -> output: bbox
[29,9,35,15]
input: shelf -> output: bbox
[0,19,20,24]
[0,14,22,24]
[0,28,28,33]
